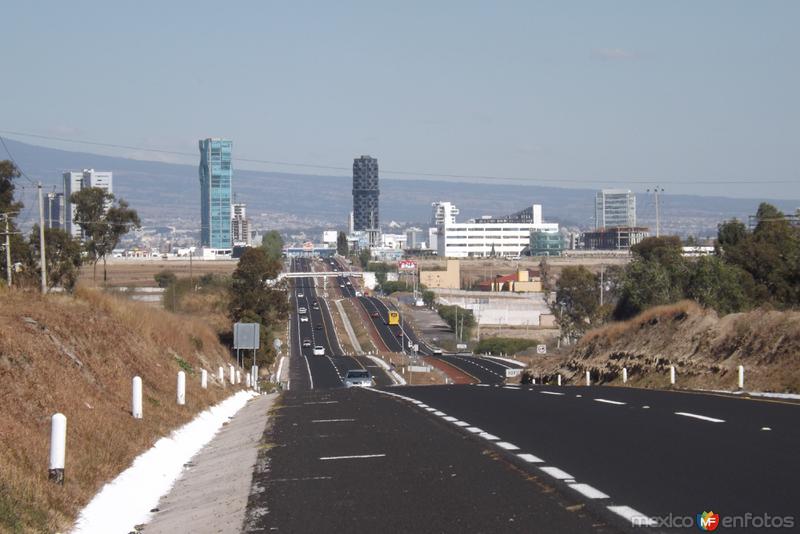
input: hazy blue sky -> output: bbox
[2,1,798,199]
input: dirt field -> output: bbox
[79,260,238,288]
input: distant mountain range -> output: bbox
[3,138,797,237]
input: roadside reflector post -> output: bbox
[557,374,562,386]
[622,367,628,384]
[738,365,744,389]
[132,376,143,419]
[236,370,241,384]
[670,366,676,386]
[201,369,208,389]
[245,373,251,388]
[49,413,66,485]
[177,371,186,405]
[218,366,224,384]
[585,370,591,386]
[229,364,235,385]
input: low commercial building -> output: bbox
[436,203,559,258]
[530,229,564,256]
[420,259,460,289]
[583,226,649,250]
[476,269,542,293]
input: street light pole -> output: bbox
[3,215,12,287]
[37,182,47,293]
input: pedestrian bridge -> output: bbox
[278,271,363,280]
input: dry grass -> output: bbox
[0,286,242,533]
[79,260,237,288]
[526,300,800,392]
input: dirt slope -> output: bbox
[527,301,800,393]
[0,286,241,533]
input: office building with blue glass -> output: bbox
[199,138,233,250]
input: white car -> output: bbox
[297,292,304,298]
[300,315,309,322]
[313,346,325,356]
[298,307,307,315]
[344,369,373,388]
[302,339,311,347]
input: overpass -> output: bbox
[277,271,363,280]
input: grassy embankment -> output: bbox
[526,300,800,392]
[0,286,243,533]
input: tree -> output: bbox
[685,256,755,315]
[71,188,140,283]
[154,270,177,288]
[28,226,83,292]
[228,247,288,365]
[553,266,601,338]
[716,219,747,255]
[613,260,676,319]
[437,305,476,342]
[358,248,371,268]
[261,230,284,261]
[336,231,349,256]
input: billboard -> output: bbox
[234,322,260,350]
[322,230,338,244]
[398,259,418,271]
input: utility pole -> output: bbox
[599,264,604,307]
[3,214,11,287]
[648,186,665,237]
[37,182,47,293]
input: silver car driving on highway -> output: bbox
[343,369,373,388]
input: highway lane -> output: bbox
[358,296,405,352]
[244,386,624,533]
[388,384,800,529]
[436,354,506,384]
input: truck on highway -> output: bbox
[387,310,400,325]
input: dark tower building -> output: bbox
[352,155,380,234]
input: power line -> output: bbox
[0,128,796,186]
[0,135,36,184]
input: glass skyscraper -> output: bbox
[352,155,379,231]
[595,189,636,229]
[199,138,233,249]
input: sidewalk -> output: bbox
[142,393,277,534]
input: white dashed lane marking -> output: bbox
[319,454,386,461]
[594,398,626,406]
[540,466,574,480]
[541,391,565,396]
[675,412,725,423]
[311,418,356,423]
[479,432,500,441]
[496,441,520,451]
[517,453,544,463]
[568,483,609,499]
[607,505,657,527]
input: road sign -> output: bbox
[506,368,523,378]
[234,323,260,350]
[536,344,547,354]
[273,338,282,350]
[412,344,419,353]
[398,259,418,271]
[456,343,468,350]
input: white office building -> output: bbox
[436,202,559,258]
[231,202,251,246]
[595,189,636,229]
[63,169,113,239]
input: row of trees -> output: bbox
[1,161,138,291]
[553,203,800,339]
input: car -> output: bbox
[315,323,323,330]
[343,369,373,388]
[339,284,345,288]
[312,302,319,309]
[300,315,309,322]
[302,339,311,347]
[355,291,363,297]
[371,312,380,318]
[396,331,404,337]
[298,307,307,315]
[297,292,304,298]
[313,346,325,356]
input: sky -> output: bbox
[1,0,798,199]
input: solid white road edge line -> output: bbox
[594,398,627,405]
[319,454,386,460]
[541,391,565,396]
[607,505,658,527]
[675,411,725,423]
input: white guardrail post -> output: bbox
[132,376,143,419]
[622,367,628,384]
[201,369,208,389]
[557,374,561,386]
[738,365,744,389]
[177,371,186,405]
[670,365,676,386]
[229,364,235,385]
[218,366,224,385]
[585,370,591,386]
[49,413,67,484]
